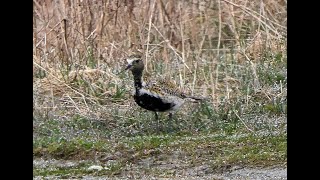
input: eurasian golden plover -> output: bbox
[124,54,204,121]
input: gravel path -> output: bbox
[34,159,286,180]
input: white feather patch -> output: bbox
[126,59,134,65]
[161,96,185,111]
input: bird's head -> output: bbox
[125,54,144,73]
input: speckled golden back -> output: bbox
[143,75,186,98]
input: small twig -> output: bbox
[33,60,93,101]
[151,23,191,72]
[222,0,285,38]
[36,19,65,47]
[233,110,254,133]
[145,0,156,73]
[66,94,82,113]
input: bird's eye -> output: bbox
[134,60,139,63]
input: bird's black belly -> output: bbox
[134,94,174,112]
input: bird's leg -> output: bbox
[168,112,173,120]
[154,112,160,132]
[154,112,158,121]
[167,112,174,132]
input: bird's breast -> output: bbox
[134,89,181,112]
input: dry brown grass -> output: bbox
[33,0,287,128]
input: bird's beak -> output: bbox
[124,59,134,70]
[117,59,132,75]
[125,64,132,70]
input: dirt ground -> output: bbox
[34,158,287,179]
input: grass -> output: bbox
[33,53,287,178]
[34,120,286,178]
[33,0,286,178]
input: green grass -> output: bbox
[34,56,287,177]
[34,53,287,178]
[34,126,286,178]
[34,105,286,177]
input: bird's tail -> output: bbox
[184,95,208,101]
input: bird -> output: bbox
[123,54,205,123]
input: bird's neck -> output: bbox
[132,70,143,90]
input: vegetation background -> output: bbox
[33,0,287,178]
